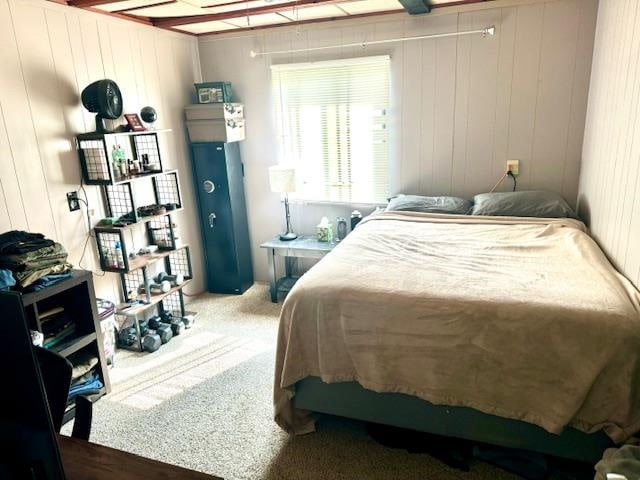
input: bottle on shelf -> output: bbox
[114,241,125,269]
[111,145,120,180]
[104,247,114,269]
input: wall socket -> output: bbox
[506,159,520,175]
[66,191,80,212]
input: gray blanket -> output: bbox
[274,212,640,443]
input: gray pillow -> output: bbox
[386,195,473,215]
[471,191,576,218]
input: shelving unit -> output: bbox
[91,168,184,272]
[51,332,97,358]
[113,244,194,352]
[117,279,192,316]
[119,245,193,303]
[0,270,111,425]
[75,128,196,354]
[76,129,170,186]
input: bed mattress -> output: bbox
[273,212,640,443]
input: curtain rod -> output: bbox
[250,25,495,58]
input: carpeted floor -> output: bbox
[79,283,526,480]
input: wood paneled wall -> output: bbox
[578,0,640,288]
[198,0,598,281]
[0,0,204,299]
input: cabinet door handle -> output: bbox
[209,213,217,228]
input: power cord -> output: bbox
[489,172,507,193]
[76,179,105,276]
[507,170,517,192]
[490,169,518,193]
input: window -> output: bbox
[271,56,390,204]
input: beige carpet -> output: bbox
[80,283,526,480]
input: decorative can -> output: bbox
[317,217,333,243]
[350,210,363,231]
[336,218,347,241]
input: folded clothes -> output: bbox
[68,387,102,403]
[24,271,73,292]
[0,231,72,290]
[15,263,72,289]
[68,373,103,402]
[0,231,54,255]
[0,269,15,291]
[42,313,72,337]
[0,243,67,272]
[43,323,76,349]
[71,369,97,388]
[69,352,99,380]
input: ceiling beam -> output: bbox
[84,5,154,24]
[154,0,345,27]
[69,0,132,7]
[432,0,491,8]
[112,0,177,13]
[201,0,260,9]
[196,8,405,36]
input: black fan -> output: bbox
[81,79,123,133]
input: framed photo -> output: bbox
[124,113,145,132]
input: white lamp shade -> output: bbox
[269,165,297,193]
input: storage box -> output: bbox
[185,103,244,121]
[186,119,245,143]
[97,299,116,366]
[194,82,232,103]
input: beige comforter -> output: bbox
[273,212,640,443]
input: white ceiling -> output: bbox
[90,0,492,35]
[96,0,404,33]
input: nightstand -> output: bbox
[260,236,336,303]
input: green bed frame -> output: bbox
[293,377,612,464]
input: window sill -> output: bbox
[288,199,386,209]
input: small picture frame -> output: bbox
[124,113,145,132]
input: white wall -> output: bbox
[0,0,204,300]
[578,0,640,288]
[198,0,598,281]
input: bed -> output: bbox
[273,211,640,463]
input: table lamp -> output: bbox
[269,165,297,241]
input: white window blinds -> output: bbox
[271,56,390,203]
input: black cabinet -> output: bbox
[0,270,111,424]
[190,142,253,294]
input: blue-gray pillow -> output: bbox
[471,191,576,218]
[386,195,473,215]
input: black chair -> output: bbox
[35,347,93,441]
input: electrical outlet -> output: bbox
[66,192,80,212]
[506,159,520,175]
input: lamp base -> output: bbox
[279,232,298,241]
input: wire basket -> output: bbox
[147,216,176,250]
